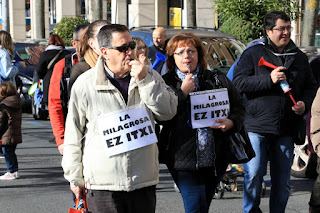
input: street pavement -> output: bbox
[0,113,315,212]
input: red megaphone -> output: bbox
[258,56,278,69]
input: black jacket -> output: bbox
[233,37,318,136]
[36,49,71,104]
[159,69,245,171]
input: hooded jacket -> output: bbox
[233,37,317,136]
[0,94,22,145]
[62,56,178,191]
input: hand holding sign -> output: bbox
[210,118,234,132]
[129,60,148,82]
[181,73,195,96]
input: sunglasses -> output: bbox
[105,41,136,52]
[137,45,147,51]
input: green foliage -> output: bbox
[219,17,261,45]
[52,17,89,46]
[215,0,301,45]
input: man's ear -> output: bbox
[100,47,108,59]
[71,40,77,48]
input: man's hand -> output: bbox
[70,186,86,199]
[129,60,148,82]
[181,74,195,96]
[58,144,64,155]
[270,66,287,83]
[210,118,234,132]
[292,101,305,115]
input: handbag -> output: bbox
[68,198,88,213]
[226,128,256,164]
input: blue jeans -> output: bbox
[243,132,294,213]
[2,145,18,173]
[174,168,224,213]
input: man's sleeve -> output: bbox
[61,80,87,187]
[233,49,273,93]
[137,67,178,121]
[48,59,65,147]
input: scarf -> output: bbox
[175,66,215,167]
[84,48,99,68]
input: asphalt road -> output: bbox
[0,113,315,213]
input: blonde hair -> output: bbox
[0,31,14,56]
[0,82,16,100]
[132,37,148,61]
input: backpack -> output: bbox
[60,54,72,120]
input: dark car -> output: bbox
[13,42,47,114]
[130,26,246,74]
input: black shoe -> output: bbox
[48,137,56,143]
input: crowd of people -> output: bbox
[1,9,320,213]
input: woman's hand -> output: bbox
[181,74,195,96]
[210,118,234,132]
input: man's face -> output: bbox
[153,31,166,49]
[101,31,134,77]
[267,19,291,52]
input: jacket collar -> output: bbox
[93,55,137,91]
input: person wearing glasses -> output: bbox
[132,37,152,66]
[232,11,318,213]
[62,24,177,213]
[158,32,245,213]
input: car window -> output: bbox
[202,38,245,73]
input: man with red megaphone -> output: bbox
[233,11,318,213]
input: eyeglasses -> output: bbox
[272,26,293,32]
[174,50,197,56]
[137,45,147,51]
[105,41,136,52]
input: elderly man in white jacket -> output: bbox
[62,24,177,213]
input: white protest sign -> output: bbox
[190,88,230,129]
[97,105,157,157]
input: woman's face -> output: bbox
[136,41,147,57]
[173,43,198,73]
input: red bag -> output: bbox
[68,198,88,213]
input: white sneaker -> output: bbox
[14,171,19,178]
[0,172,18,180]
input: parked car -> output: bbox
[130,26,246,74]
[14,42,47,115]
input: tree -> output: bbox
[52,17,89,46]
[215,0,300,45]
[301,0,320,47]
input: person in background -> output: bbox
[233,11,318,213]
[62,24,177,213]
[159,33,245,213]
[0,82,22,180]
[148,27,167,73]
[310,88,320,212]
[48,24,88,155]
[36,34,70,108]
[0,31,19,87]
[132,37,152,66]
[69,20,110,90]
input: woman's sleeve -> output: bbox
[0,50,18,79]
[310,88,320,157]
[225,75,246,133]
[35,52,48,79]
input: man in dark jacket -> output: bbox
[233,10,318,213]
[148,27,167,74]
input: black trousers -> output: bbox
[86,185,156,213]
[309,157,320,212]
